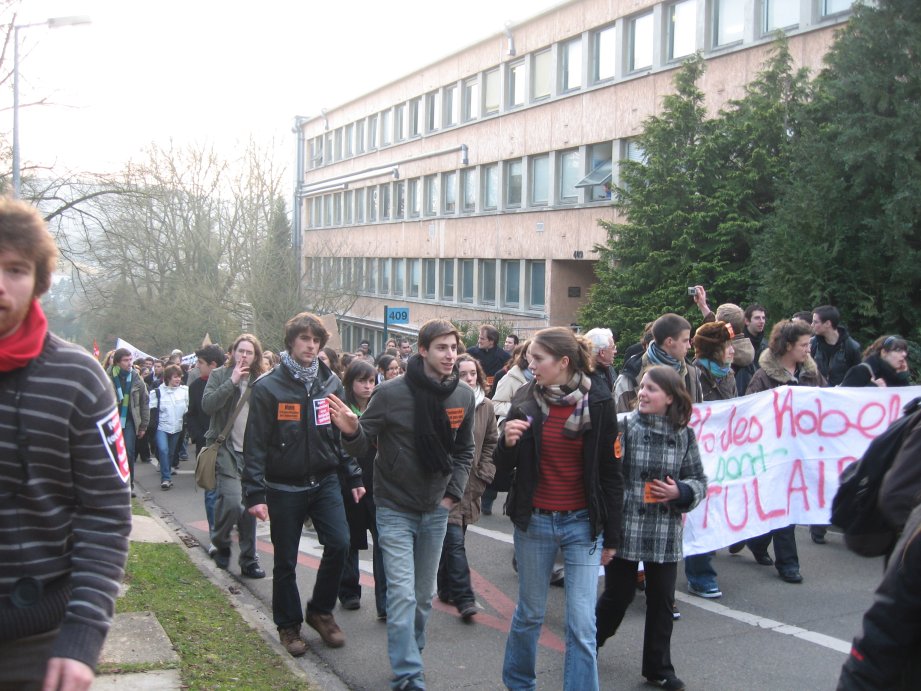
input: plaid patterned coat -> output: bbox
[617,412,707,563]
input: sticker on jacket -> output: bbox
[97,409,130,484]
[278,403,301,421]
[445,407,465,429]
[314,398,331,426]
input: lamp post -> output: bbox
[12,15,91,198]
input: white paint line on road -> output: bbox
[469,524,851,655]
[674,591,852,654]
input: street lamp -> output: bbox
[12,15,91,198]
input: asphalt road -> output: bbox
[135,459,878,690]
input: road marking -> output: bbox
[467,524,514,544]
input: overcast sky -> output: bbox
[10,0,565,178]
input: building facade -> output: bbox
[295,0,856,354]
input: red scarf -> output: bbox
[0,300,48,372]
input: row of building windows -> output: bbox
[305,140,641,228]
[308,0,855,169]
[304,257,547,313]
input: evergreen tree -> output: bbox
[758,0,921,343]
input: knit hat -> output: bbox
[694,322,732,361]
[731,335,754,368]
[714,303,745,336]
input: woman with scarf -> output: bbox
[840,335,911,387]
[437,354,498,619]
[150,364,189,490]
[498,327,623,691]
[596,366,707,691]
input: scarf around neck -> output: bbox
[532,369,593,439]
[698,358,732,379]
[0,299,48,373]
[281,351,319,390]
[646,341,683,372]
[404,353,460,476]
[112,365,133,427]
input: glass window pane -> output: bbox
[368,187,378,222]
[393,258,404,295]
[484,69,500,114]
[381,109,392,145]
[424,259,436,299]
[588,142,613,201]
[480,260,496,305]
[670,0,697,60]
[379,258,390,293]
[408,259,420,297]
[562,38,583,91]
[345,124,354,156]
[631,13,654,71]
[532,50,551,100]
[410,98,421,136]
[594,26,615,82]
[443,172,456,213]
[506,160,522,207]
[508,61,525,107]
[715,0,745,46]
[395,181,405,219]
[426,92,440,131]
[409,179,421,217]
[441,259,454,300]
[528,261,546,309]
[460,259,474,303]
[502,260,520,307]
[463,78,479,121]
[355,121,365,153]
[461,169,476,212]
[380,184,391,220]
[823,0,851,15]
[484,164,498,209]
[425,175,439,216]
[355,189,365,223]
[531,155,549,205]
[344,190,353,224]
[368,114,378,149]
[764,0,799,31]
[445,84,459,126]
[559,150,581,202]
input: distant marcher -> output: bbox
[107,347,150,496]
[377,354,402,382]
[811,305,861,386]
[188,344,225,547]
[840,335,910,388]
[318,346,342,379]
[150,364,189,490]
[467,324,511,384]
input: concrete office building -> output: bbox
[294,0,857,353]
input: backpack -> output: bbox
[831,397,921,557]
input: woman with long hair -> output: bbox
[436,354,498,619]
[318,346,343,379]
[595,366,707,691]
[337,359,388,620]
[840,335,910,387]
[498,327,623,691]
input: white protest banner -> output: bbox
[682,385,921,556]
[115,338,155,363]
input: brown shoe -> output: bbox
[279,625,307,657]
[305,610,345,648]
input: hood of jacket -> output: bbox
[758,348,820,384]
[731,335,754,368]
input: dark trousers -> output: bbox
[437,522,474,607]
[266,474,350,628]
[137,431,152,462]
[339,523,388,618]
[124,415,137,490]
[596,558,678,680]
[747,524,800,573]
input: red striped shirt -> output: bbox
[532,404,587,511]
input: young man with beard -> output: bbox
[0,200,130,690]
[328,319,475,691]
[243,313,364,656]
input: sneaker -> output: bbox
[278,625,307,657]
[305,609,345,648]
[212,548,230,570]
[241,562,266,579]
[646,675,686,690]
[688,584,722,599]
[671,602,681,620]
[636,570,647,592]
[340,597,361,610]
[160,480,172,491]
[457,602,478,621]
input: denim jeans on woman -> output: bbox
[502,508,601,691]
[154,429,181,483]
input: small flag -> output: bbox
[93,339,100,358]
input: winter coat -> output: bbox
[201,364,259,443]
[614,352,703,413]
[811,327,862,386]
[150,383,189,434]
[745,349,827,394]
[840,355,909,388]
[617,412,707,563]
[108,367,149,433]
[495,373,624,548]
[186,376,210,448]
[492,365,529,421]
[838,502,921,690]
[466,345,511,377]
[878,404,921,531]
[694,360,738,401]
[449,394,498,527]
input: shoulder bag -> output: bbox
[195,386,252,490]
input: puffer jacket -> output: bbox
[618,412,707,563]
[242,360,361,506]
[496,373,624,548]
[449,394,498,527]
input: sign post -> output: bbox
[383,306,409,347]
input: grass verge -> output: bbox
[110,541,307,690]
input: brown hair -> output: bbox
[864,335,908,359]
[641,365,693,428]
[230,333,266,377]
[479,324,500,346]
[456,353,487,390]
[417,319,461,351]
[321,346,341,378]
[767,319,813,358]
[531,327,594,376]
[284,312,330,351]
[652,313,692,346]
[163,364,183,382]
[513,340,531,369]
[343,359,377,408]
[0,198,58,298]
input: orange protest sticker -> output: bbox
[486,376,495,390]
[613,432,623,459]
[643,481,665,504]
[445,407,465,429]
[277,403,301,421]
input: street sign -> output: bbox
[386,306,409,324]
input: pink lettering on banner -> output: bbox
[771,389,899,441]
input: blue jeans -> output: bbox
[684,552,719,592]
[376,504,449,690]
[204,489,217,539]
[503,509,601,691]
[266,474,350,627]
[154,430,181,483]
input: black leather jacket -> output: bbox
[242,361,362,507]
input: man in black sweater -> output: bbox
[188,344,226,549]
